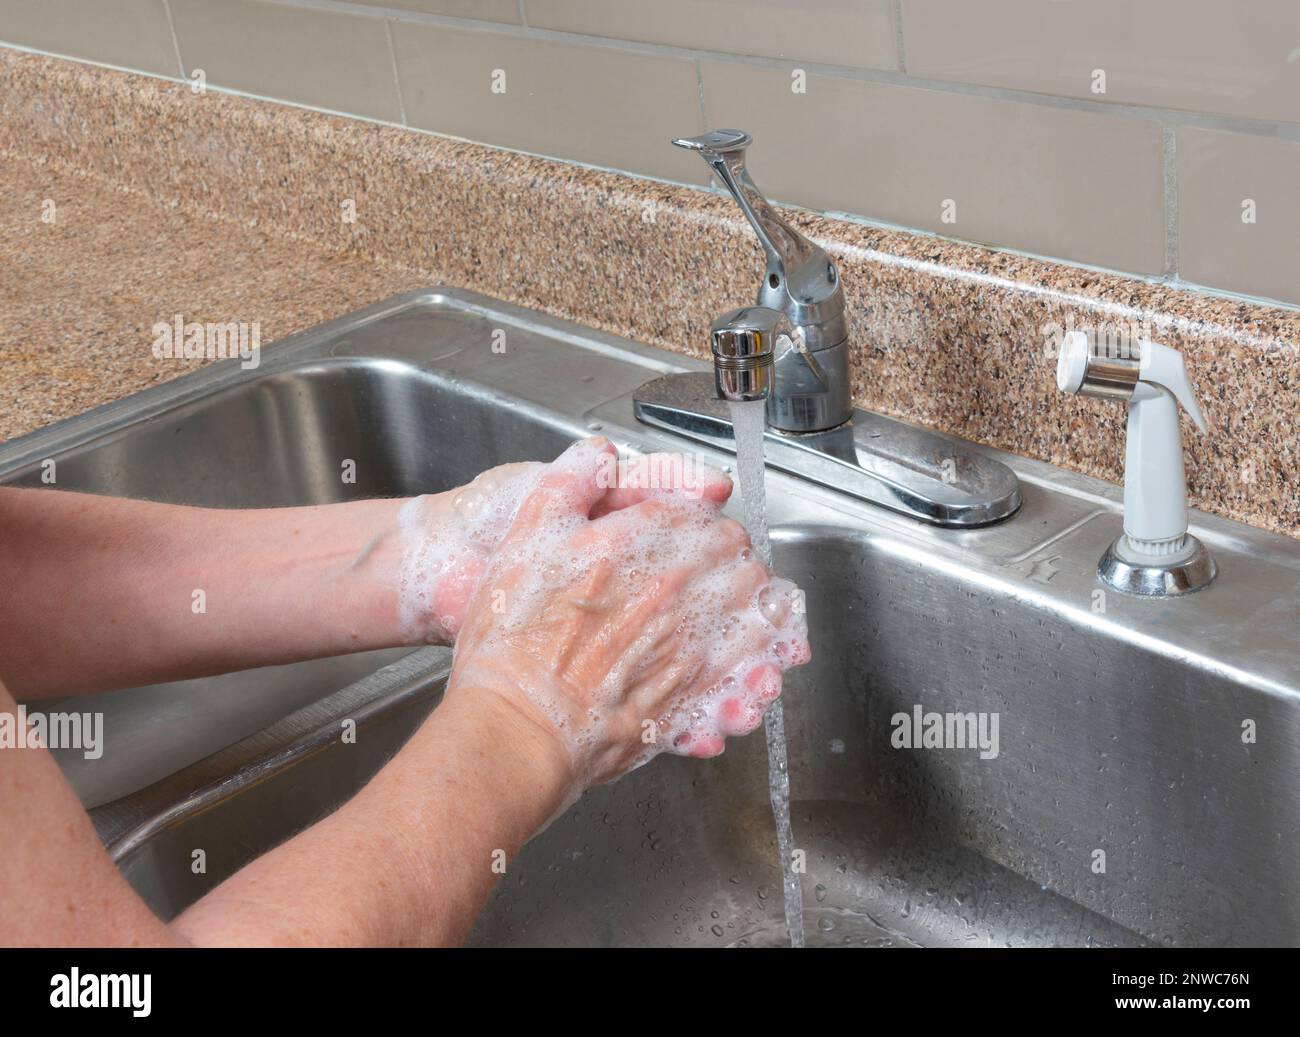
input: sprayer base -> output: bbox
[1098,534,1217,598]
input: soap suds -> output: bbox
[395,464,546,644]
[446,438,810,788]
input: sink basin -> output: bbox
[2,289,1296,946]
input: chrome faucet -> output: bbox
[633,128,1022,529]
[672,130,851,432]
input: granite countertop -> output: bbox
[1,48,1295,536]
[0,153,425,443]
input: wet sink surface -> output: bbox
[2,289,1296,947]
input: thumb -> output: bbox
[589,452,732,518]
[502,437,616,542]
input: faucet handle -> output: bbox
[673,128,852,433]
[672,128,843,337]
[672,129,752,155]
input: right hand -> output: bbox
[392,445,733,644]
[443,438,810,797]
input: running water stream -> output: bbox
[727,398,805,948]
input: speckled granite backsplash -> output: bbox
[1,48,1295,536]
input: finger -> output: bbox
[712,517,755,559]
[744,662,784,705]
[502,437,616,542]
[717,664,783,737]
[583,500,750,580]
[589,453,732,517]
[467,460,543,497]
[786,636,813,666]
[606,564,692,664]
[673,730,726,758]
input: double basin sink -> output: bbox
[2,289,1297,947]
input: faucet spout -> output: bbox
[710,305,783,403]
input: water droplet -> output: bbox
[756,584,790,625]
[453,488,487,517]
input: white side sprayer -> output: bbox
[1057,331,1216,597]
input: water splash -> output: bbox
[728,398,805,948]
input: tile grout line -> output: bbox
[1163,126,1178,279]
[251,0,1300,141]
[892,0,908,74]
[161,0,186,79]
[384,19,408,126]
[694,59,708,132]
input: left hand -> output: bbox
[390,441,734,644]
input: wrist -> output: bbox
[317,493,456,651]
[309,496,412,650]
[432,683,578,838]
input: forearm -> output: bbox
[171,690,571,946]
[0,487,417,698]
[0,673,568,947]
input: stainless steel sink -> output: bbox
[2,289,1296,947]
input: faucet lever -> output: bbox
[673,130,838,324]
[672,129,751,155]
[673,128,851,432]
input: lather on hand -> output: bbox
[443,437,810,792]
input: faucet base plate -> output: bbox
[633,372,1021,528]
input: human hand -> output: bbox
[392,444,732,644]
[443,438,810,798]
